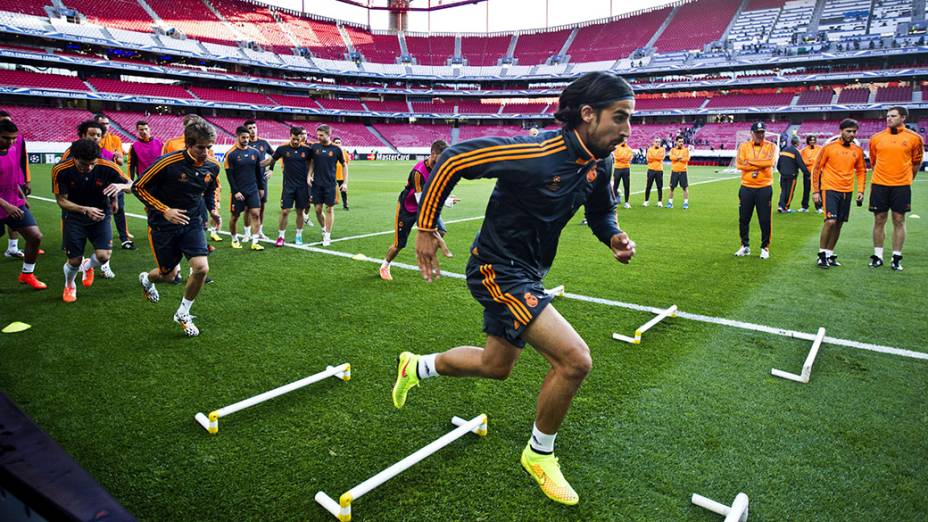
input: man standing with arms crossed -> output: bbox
[800,135,822,213]
[667,135,690,209]
[867,106,922,271]
[612,138,633,208]
[812,119,866,269]
[644,137,665,207]
[133,121,221,336]
[391,72,636,506]
[735,122,776,259]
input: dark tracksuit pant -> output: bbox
[645,169,663,202]
[613,168,630,203]
[739,185,772,248]
[114,192,129,242]
[800,174,821,211]
[778,175,798,210]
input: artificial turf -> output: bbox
[0,162,925,521]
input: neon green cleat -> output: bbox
[391,351,420,409]
[520,444,579,506]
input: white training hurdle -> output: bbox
[315,414,488,521]
[692,492,750,521]
[771,327,826,383]
[545,285,565,298]
[613,305,678,344]
[194,363,351,434]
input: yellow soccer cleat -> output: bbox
[231,239,242,249]
[391,351,420,408]
[209,230,223,242]
[520,444,579,506]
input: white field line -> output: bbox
[30,187,924,362]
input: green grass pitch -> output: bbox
[1,161,926,521]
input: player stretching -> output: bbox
[868,106,922,271]
[0,119,45,289]
[133,121,221,336]
[392,72,636,506]
[53,139,131,302]
[308,125,347,247]
[667,136,690,209]
[266,127,312,246]
[225,127,265,251]
[379,139,456,281]
[812,119,866,269]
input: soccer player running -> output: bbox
[333,137,350,210]
[0,119,45,290]
[612,138,633,208]
[93,113,133,249]
[133,121,221,336]
[667,135,690,209]
[53,139,131,302]
[392,72,637,506]
[245,120,274,240]
[266,126,312,246]
[800,135,822,213]
[867,106,922,271]
[644,137,665,207]
[379,139,456,281]
[811,119,866,269]
[776,136,811,213]
[225,126,265,251]
[0,111,30,259]
[735,122,776,259]
[164,114,223,245]
[308,125,347,247]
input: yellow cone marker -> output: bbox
[2,322,31,334]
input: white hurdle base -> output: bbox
[612,305,677,344]
[194,363,350,434]
[692,492,749,522]
[315,414,487,521]
[771,327,826,384]
[545,285,565,298]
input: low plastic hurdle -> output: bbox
[771,327,826,384]
[315,414,487,521]
[612,305,677,344]
[545,285,565,298]
[194,363,351,434]
[692,492,749,521]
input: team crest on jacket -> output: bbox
[179,172,189,183]
[205,174,212,183]
[586,169,597,183]
[545,176,561,191]
[328,151,334,157]
[524,292,539,308]
[300,152,306,158]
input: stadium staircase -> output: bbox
[397,32,409,60]
[106,117,135,141]
[807,0,828,34]
[453,34,462,62]
[82,79,97,93]
[450,126,460,144]
[914,0,926,21]
[135,0,162,26]
[864,0,876,34]
[644,4,679,49]
[269,9,301,52]
[365,124,397,151]
[201,0,247,45]
[559,27,579,62]
[504,33,518,63]
[338,24,356,55]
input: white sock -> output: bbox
[892,250,902,257]
[63,263,80,288]
[252,235,259,246]
[529,423,557,454]
[825,249,833,257]
[819,248,827,254]
[668,199,673,205]
[259,225,265,235]
[7,238,17,251]
[22,262,35,274]
[178,297,194,316]
[140,271,152,289]
[278,229,286,239]
[243,229,252,240]
[83,254,103,271]
[417,353,440,379]
[684,199,688,204]
[295,228,302,236]
[874,247,883,259]
[381,259,391,269]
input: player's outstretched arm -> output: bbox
[610,232,636,264]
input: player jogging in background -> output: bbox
[308,124,347,247]
[391,71,637,507]
[867,106,922,271]
[644,137,665,207]
[776,136,811,213]
[333,137,350,210]
[0,110,31,259]
[266,126,312,246]
[379,139,456,281]
[612,138,632,208]
[93,113,133,249]
[53,139,131,303]
[0,119,45,290]
[225,126,265,251]
[812,118,866,269]
[667,135,690,209]
[245,120,274,240]
[133,121,221,337]
[735,121,776,259]
[800,135,822,213]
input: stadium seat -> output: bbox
[653,0,741,52]
[406,34,455,65]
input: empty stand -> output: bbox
[0,0,47,16]
[364,100,411,113]
[869,0,913,37]
[90,78,193,99]
[568,8,671,62]
[267,93,322,109]
[513,29,570,65]
[455,99,502,114]
[210,0,294,54]
[147,1,240,46]
[103,110,185,141]
[795,89,835,105]
[346,26,400,63]
[628,123,694,149]
[693,121,789,148]
[654,0,741,52]
[635,96,706,111]
[0,70,88,92]
[0,106,93,142]
[460,34,509,66]
[405,34,455,66]
[374,122,451,148]
[65,0,156,33]
[288,121,383,147]
[276,13,348,60]
[500,102,548,115]
[768,0,816,45]
[188,85,275,105]
[837,87,871,103]
[411,100,455,114]
[874,86,912,103]
[457,125,529,141]
[706,92,794,108]
[727,2,784,50]
[818,0,871,40]
[315,99,366,112]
